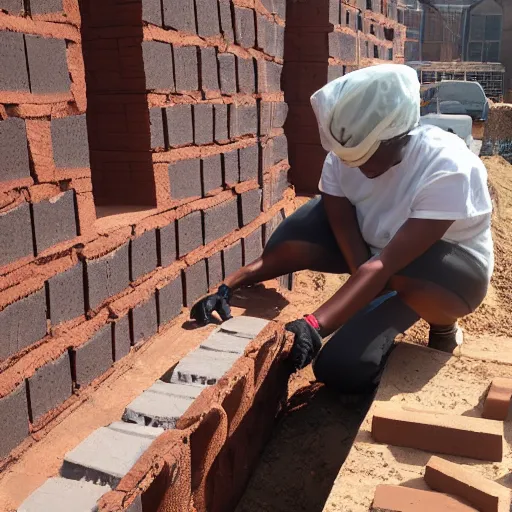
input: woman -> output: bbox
[191,64,493,394]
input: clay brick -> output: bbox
[234,7,255,49]
[166,104,193,147]
[168,158,202,199]
[47,262,85,326]
[223,149,239,185]
[131,294,158,345]
[258,60,282,93]
[203,197,239,244]
[218,53,237,94]
[163,0,196,33]
[131,229,158,281]
[0,202,33,268]
[32,190,77,254]
[237,57,256,94]
[114,316,131,361]
[1,31,29,93]
[194,104,214,145]
[371,402,504,462]
[0,383,29,460]
[230,104,258,137]
[184,260,208,305]
[159,221,177,267]
[142,0,163,25]
[158,277,183,325]
[142,41,174,91]
[200,47,219,92]
[219,0,234,43]
[28,352,72,423]
[196,0,220,37]
[208,251,223,288]
[174,46,199,92]
[51,115,90,168]
[483,378,512,421]
[239,144,259,182]
[272,133,288,163]
[223,240,242,277]
[74,324,113,389]
[240,188,261,226]
[214,104,229,142]
[425,456,511,512]
[243,227,263,264]
[0,117,30,183]
[149,108,165,149]
[177,211,203,257]
[202,154,223,194]
[0,0,23,14]
[25,35,70,94]
[86,243,130,310]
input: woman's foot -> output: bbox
[428,323,464,353]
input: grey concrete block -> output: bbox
[18,477,110,512]
[126,496,143,512]
[123,380,201,429]
[219,316,269,339]
[61,424,163,487]
[168,347,238,387]
[200,329,252,355]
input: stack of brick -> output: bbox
[481,103,512,163]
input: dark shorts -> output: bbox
[265,197,490,393]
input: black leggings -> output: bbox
[265,197,489,393]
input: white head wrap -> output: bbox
[310,64,421,168]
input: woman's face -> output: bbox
[358,136,410,179]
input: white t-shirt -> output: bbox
[319,125,494,280]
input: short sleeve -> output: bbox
[319,152,345,197]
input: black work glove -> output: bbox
[285,318,323,371]
[190,284,233,326]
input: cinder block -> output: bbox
[207,251,223,288]
[18,477,110,512]
[200,47,219,92]
[371,484,477,512]
[123,380,201,428]
[240,188,261,226]
[28,352,72,423]
[0,117,30,183]
[30,0,63,13]
[0,31,29,92]
[218,53,237,94]
[142,0,162,25]
[272,133,288,163]
[149,107,165,149]
[163,0,196,33]
[483,378,512,421]
[61,423,163,487]
[256,14,272,55]
[275,24,285,59]
[219,0,234,43]
[219,316,269,339]
[425,456,511,512]
[237,57,256,94]
[239,144,259,182]
[174,46,198,92]
[130,229,158,281]
[158,277,183,325]
[214,104,229,142]
[32,190,77,254]
[114,316,131,361]
[194,104,214,145]
[0,202,33,268]
[86,243,130,310]
[166,104,193,147]
[169,347,239,386]
[168,158,202,199]
[0,383,29,460]
[328,65,344,82]
[74,324,113,388]
[131,294,158,345]
[51,115,90,168]
[177,211,203,256]
[371,402,504,462]
[196,0,220,37]
[24,35,70,94]
[203,197,239,244]
[234,7,255,48]
[126,496,143,512]
[0,0,23,15]
[201,329,252,354]
[223,149,239,185]
[201,154,222,194]
[159,221,177,267]
[258,60,282,93]
[223,240,242,277]
[142,41,175,91]
[273,0,285,19]
[47,261,85,325]
[230,104,258,137]
[329,0,340,24]
[184,260,208,305]
[243,227,263,264]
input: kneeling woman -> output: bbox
[191,64,493,393]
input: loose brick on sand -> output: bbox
[483,378,512,421]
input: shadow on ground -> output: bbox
[236,383,372,512]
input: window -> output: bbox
[366,0,372,10]
[370,24,375,35]
[388,48,393,60]
[468,13,502,63]
[384,27,394,41]
[468,42,483,61]
[373,45,379,58]
[485,15,501,41]
[357,12,363,31]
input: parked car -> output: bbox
[419,113,473,148]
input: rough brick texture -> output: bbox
[168,159,202,199]
[202,154,223,194]
[0,32,30,92]
[174,46,199,92]
[159,222,177,267]
[223,240,242,277]
[203,198,239,245]
[130,230,158,281]
[47,262,85,325]
[0,203,33,269]
[184,260,208,305]
[0,117,30,183]
[239,144,259,182]
[196,0,220,37]
[158,277,183,325]
[131,294,158,345]
[194,104,214,145]
[177,211,203,256]
[149,108,165,149]
[114,316,131,361]
[223,150,239,185]
[142,41,175,91]
[0,384,29,460]
[208,251,223,288]
[200,47,220,92]
[166,105,193,147]
[240,188,262,226]
[243,227,263,264]
[483,378,512,421]
[51,115,90,168]
[218,53,237,94]
[163,0,196,33]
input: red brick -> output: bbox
[149,108,165,149]
[131,294,158,345]
[158,277,183,326]
[0,117,30,183]
[218,53,237,95]
[142,41,175,91]
[114,315,131,361]
[51,115,90,168]
[203,197,239,245]
[159,221,177,267]
[483,378,512,421]
[223,149,239,185]
[184,260,208,305]
[239,144,259,182]
[230,104,258,137]
[131,229,158,281]
[237,57,256,94]
[207,251,223,289]
[258,60,283,93]
[202,154,223,194]
[234,7,255,49]
[177,211,203,257]
[174,46,199,92]
[166,104,193,147]
[32,190,78,254]
[25,35,70,94]
[240,188,262,226]
[243,226,263,264]
[28,352,72,423]
[74,324,113,389]
[47,262,85,326]
[223,240,242,277]
[0,31,29,92]
[0,383,28,460]
[196,0,220,37]
[214,104,229,142]
[163,0,196,33]
[142,0,163,25]
[219,0,234,44]
[194,104,214,145]
[168,158,202,200]
[0,0,23,14]
[0,202,33,269]
[200,47,220,92]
